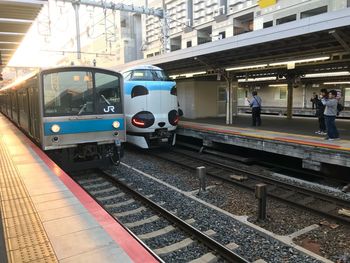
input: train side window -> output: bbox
[131,85,149,98]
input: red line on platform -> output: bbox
[26,139,158,263]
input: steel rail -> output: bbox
[100,170,248,263]
[151,148,350,224]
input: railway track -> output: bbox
[72,170,248,263]
[150,146,350,225]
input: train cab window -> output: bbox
[127,69,171,81]
[122,71,132,81]
[43,71,94,116]
[95,72,122,114]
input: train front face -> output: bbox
[123,65,178,149]
[41,67,125,170]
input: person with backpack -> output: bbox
[315,89,327,135]
[248,91,262,126]
[321,89,340,140]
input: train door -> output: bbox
[27,88,33,136]
[28,85,39,141]
[11,92,18,124]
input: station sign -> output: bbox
[258,0,277,8]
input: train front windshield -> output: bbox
[123,69,171,81]
[43,70,122,116]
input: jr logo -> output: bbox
[104,106,115,113]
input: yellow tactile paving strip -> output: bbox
[0,139,58,263]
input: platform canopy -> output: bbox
[0,0,46,67]
[115,8,350,79]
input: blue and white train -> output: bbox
[0,66,126,171]
[122,65,178,148]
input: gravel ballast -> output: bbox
[115,148,350,262]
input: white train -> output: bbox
[122,65,178,148]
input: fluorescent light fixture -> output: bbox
[169,71,206,79]
[269,56,330,66]
[269,84,287,87]
[323,81,350,85]
[0,41,19,45]
[238,76,277,82]
[303,71,350,78]
[184,71,206,78]
[226,64,268,71]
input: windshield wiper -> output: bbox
[77,103,87,115]
[101,94,111,105]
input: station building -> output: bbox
[140,0,350,119]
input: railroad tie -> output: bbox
[97,192,125,201]
[136,218,196,239]
[153,238,194,255]
[82,181,111,190]
[89,186,116,194]
[188,253,217,263]
[124,215,160,228]
[77,177,104,184]
[105,199,135,208]
[153,229,215,255]
[225,242,239,250]
[113,206,146,217]
[139,225,175,240]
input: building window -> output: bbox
[219,31,226,39]
[170,36,182,51]
[263,21,273,28]
[301,6,327,19]
[197,26,212,45]
[233,12,254,35]
[276,14,297,25]
[146,53,154,58]
[187,41,192,47]
[348,0,350,7]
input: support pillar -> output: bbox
[225,75,238,125]
[286,75,294,119]
[302,83,308,109]
[72,3,81,60]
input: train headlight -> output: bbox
[51,124,61,133]
[112,121,120,129]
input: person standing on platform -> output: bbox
[249,91,262,126]
[315,89,327,135]
[322,89,340,140]
[310,92,318,109]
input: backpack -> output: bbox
[337,103,344,115]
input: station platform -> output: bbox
[238,106,350,118]
[177,115,350,171]
[0,115,158,263]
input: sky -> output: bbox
[8,0,144,68]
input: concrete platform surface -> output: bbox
[0,114,158,263]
